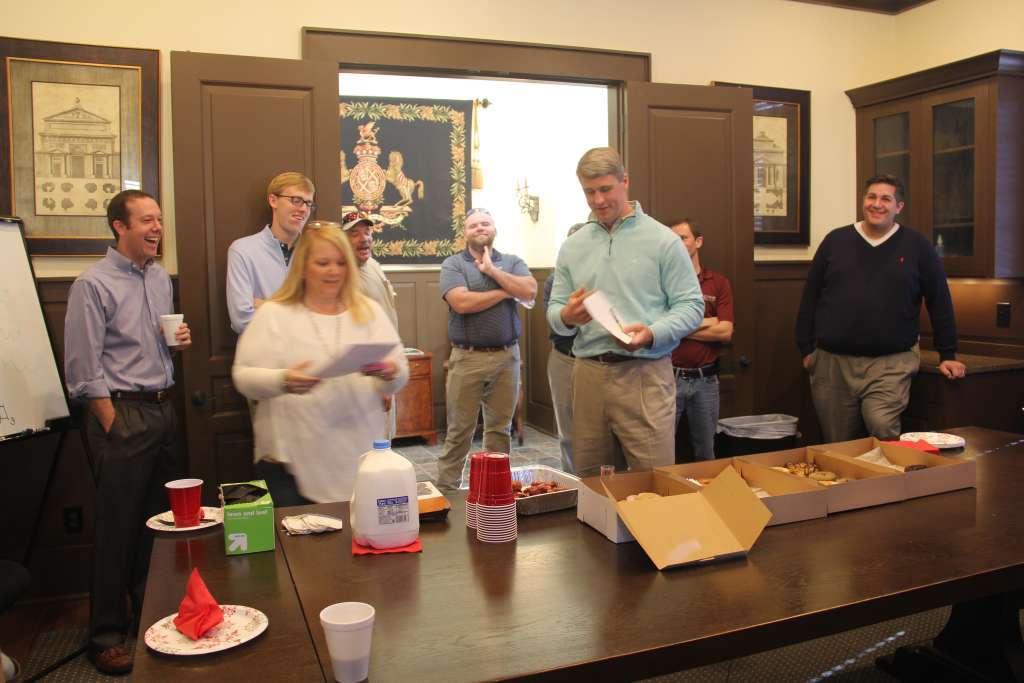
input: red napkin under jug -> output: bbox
[173,567,224,639]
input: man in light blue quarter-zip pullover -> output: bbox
[547,147,704,475]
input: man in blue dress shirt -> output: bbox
[65,190,191,674]
[226,171,315,334]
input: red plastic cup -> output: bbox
[165,478,203,527]
[478,453,513,506]
[467,452,488,504]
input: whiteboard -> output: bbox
[0,217,70,437]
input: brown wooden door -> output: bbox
[622,81,754,418]
[171,52,341,492]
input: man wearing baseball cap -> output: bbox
[342,211,398,331]
[343,210,401,438]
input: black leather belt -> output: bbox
[673,362,719,379]
[453,343,514,352]
[554,346,575,358]
[588,353,636,364]
[110,389,174,402]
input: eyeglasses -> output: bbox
[275,194,317,211]
[466,207,491,218]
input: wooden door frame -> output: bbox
[302,29,651,435]
[302,27,650,156]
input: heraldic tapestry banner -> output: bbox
[339,96,473,265]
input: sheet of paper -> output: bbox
[582,290,633,344]
[310,342,396,379]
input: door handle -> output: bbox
[192,391,208,408]
[738,354,751,368]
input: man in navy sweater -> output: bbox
[795,174,966,442]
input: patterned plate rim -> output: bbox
[144,604,268,655]
[145,506,223,532]
[899,432,966,448]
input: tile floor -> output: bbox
[392,425,565,486]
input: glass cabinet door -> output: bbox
[931,98,975,258]
[873,112,912,230]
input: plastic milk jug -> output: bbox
[350,440,420,549]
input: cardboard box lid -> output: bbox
[607,468,770,570]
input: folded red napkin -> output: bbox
[883,439,939,454]
[173,567,224,640]
[352,537,422,555]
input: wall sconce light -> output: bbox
[516,177,540,223]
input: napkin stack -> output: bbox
[173,568,224,640]
[280,513,345,535]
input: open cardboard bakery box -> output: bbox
[809,437,976,499]
[739,447,905,514]
[657,458,827,526]
[577,468,771,570]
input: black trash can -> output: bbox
[716,414,799,457]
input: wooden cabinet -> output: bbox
[394,352,436,445]
[847,50,1024,277]
[903,351,1024,434]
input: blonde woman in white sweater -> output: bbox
[232,222,408,503]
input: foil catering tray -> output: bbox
[511,465,581,516]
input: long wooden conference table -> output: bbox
[134,427,1024,681]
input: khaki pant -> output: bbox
[808,346,919,442]
[572,356,676,476]
[546,348,575,473]
[436,345,520,492]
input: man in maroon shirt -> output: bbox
[670,219,733,460]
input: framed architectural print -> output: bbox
[715,82,810,245]
[1,37,159,255]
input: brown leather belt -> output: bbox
[453,343,514,352]
[588,353,636,364]
[110,389,174,403]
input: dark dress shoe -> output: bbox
[89,644,133,675]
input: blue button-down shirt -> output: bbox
[64,248,175,399]
[226,225,292,334]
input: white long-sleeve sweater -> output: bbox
[232,300,409,502]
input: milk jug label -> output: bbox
[376,496,410,525]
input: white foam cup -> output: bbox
[159,314,184,346]
[320,602,375,683]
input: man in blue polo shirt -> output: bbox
[436,209,536,492]
[226,171,315,334]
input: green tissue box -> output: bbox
[219,480,275,555]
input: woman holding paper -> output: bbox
[232,222,408,503]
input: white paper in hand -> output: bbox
[309,342,395,379]
[582,290,633,344]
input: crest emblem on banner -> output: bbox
[340,122,425,228]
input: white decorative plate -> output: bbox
[899,432,966,449]
[144,605,268,655]
[146,506,223,532]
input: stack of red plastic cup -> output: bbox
[465,452,487,529]
[475,453,517,543]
